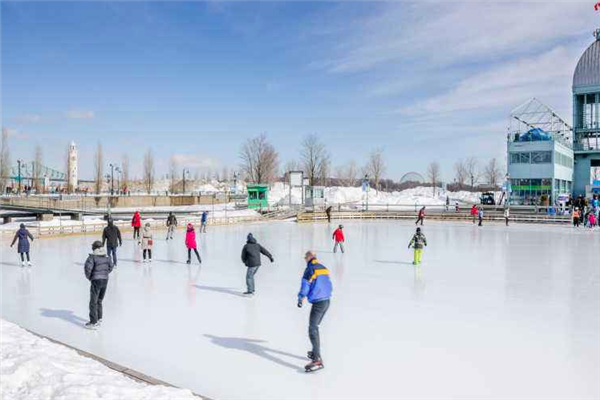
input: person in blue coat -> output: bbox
[298,251,332,372]
[10,223,34,267]
[200,211,208,233]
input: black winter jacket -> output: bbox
[102,222,122,248]
[241,236,273,267]
[84,250,114,281]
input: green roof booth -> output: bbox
[247,184,269,210]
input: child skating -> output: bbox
[185,223,202,264]
[142,222,153,263]
[10,223,34,267]
[408,227,427,265]
[297,251,332,373]
[332,225,345,253]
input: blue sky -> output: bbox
[1,1,598,181]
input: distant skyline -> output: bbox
[1,1,598,181]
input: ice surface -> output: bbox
[1,221,598,400]
[0,319,198,400]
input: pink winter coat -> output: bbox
[185,226,197,249]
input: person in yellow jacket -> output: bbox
[408,227,427,265]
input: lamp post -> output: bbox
[115,167,122,195]
[505,173,511,206]
[17,159,23,195]
[109,163,115,195]
[363,174,370,211]
[182,168,189,194]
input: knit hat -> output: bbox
[92,240,103,251]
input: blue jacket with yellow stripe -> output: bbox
[298,258,332,304]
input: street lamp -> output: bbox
[505,173,511,206]
[115,167,122,195]
[109,163,115,195]
[363,174,370,211]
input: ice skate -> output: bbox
[307,351,317,361]
[21,261,25,267]
[84,322,98,330]
[242,291,254,297]
[305,359,324,373]
[27,261,32,267]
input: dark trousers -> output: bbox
[415,216,424,225]
[478,217,483,226]
[107,246,118,266]
[89,279,108,324]
[187,248,201,263]
[246,266,259,293]
[309,300,330,360]
[133,227,140,240]
[326,212,331,223]
[143,249,152,260]
[505,217,509,226]
[19,252,31,262]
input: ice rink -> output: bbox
[1,220,599,400]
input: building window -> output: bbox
[531,151,552,164]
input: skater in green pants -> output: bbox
[408,227,427,265]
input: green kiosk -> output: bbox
[247,183,269,210]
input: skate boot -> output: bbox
[27,261,32,267]
[186,259,191,264]
[305,358,324,373]
[97,319,103,326]
[307,351,317,361]
[242,291,254,297]
[84,322,98,330]
[21,261,25,267]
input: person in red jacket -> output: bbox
[332,225,345,254]
[415,206,426,226]
[131,211,142,242]
[470,205,478,224]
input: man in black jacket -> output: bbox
[102,218,122,267]
[84,241,114,329]
[241,233,274,296]
[166,212,177,240]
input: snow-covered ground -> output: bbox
[1,221,598,400]
[0,319,198,400]
[268,182,490,207]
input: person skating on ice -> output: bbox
[332,225,345,253]
[185,223,202,264]
[297,251,332,373]
[415,206,426,226]
[408,227,427,265]
[470,204,478,224]
[478,207,484,227]
[504,207,510,226]
[10,223,34,267]
[325,205,332,223]
[84,240,114,329]
[200,211,208,233]
[166,212,177,240]
[131,210,142,243]
[102,218,122,267]
[240,233,274,296]
[142,222,154,263]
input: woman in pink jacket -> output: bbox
[185,223,201,264]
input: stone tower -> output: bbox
[68,141,78,192]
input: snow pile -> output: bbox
[267,182,487,206]
[0,319,198,400]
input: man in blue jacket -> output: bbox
[298,251,332,372]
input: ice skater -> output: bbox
[185,223,202,264]
[142,222,153,263]
[573,208,580,227]
[131,210,142,243]
[10,223,34,267]
[84,240,114,329]
[470,204,478,224]
[332,225,345,253]
[325,205,332,223]
[504,208,510,226]
[166,212,177,240]
[415,206,426,226]
[408,227,427,265]
[102,218,122,267]
[241,233,274,296]
[200,211,208,233]
[297,251,332,373]
[478,207,484,227]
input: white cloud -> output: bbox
[66,110,95,119]
[2,127,28,139]
[12,114,41,124]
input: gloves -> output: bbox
[297,300,303,308]
[270,257,275,263]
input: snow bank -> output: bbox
[268,182,488,206]
[0,319,198,400]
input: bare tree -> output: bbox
[319,156,331,186]
[484,158,503,187]
[465,157,480,188]
[121,154,129,192]
[365,148,386,191]
[453,159,468,189]
[336,160,359,187]
[282,160,300,182]
[239,133,280,183]
[94,142,104,194]
[427,162,441,196]
[143,148,155,194]
[169,155,179,193]
[221,166,230,183]
[0,128,11,193]
[33,145,43,193]
[300,134,329,186]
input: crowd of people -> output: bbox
[570,194,600,228]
